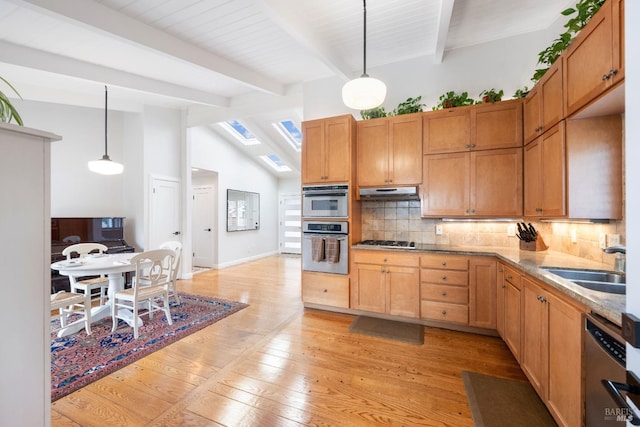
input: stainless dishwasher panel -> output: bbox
[585,313,627,426]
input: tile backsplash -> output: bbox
[360,200,625,269]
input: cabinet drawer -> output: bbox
[421,284,468,304]
[302,272,349,308]
[421,301,468,324]
[421,268,468,286]
[503,265,522,289]
[420,255,468,270]
[352,250,419,267]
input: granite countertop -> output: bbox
[352,243,625,325]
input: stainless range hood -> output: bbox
[359,186,420,201]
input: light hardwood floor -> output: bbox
[51,254,526,426]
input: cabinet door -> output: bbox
[423,109,471,154]
[470,148,522,217]
[324,116,352,183]
[422,153,469,217]
[387,266,420,318]
[523,88,541,144]
[473,100,523,150]
[496,264,506,337]
[504,280,522,362]
[563,0,615,115]
[389,115,422,185]
[352,263,386,313]
[301,120,325,184]
[521,278,548,396]
[546,292,583,427]
[540,60,563,133]
[540,123,566,217]
[357,119,389,186]
[468,257,496,329]
[524,138,542,216]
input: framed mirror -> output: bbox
[227,189,260,232]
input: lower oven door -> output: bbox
[302,233,348,275]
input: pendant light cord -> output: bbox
[104,85,108,157]
[362,0,368,77]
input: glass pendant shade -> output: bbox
[88,155,124,175]
[342,75,387,110]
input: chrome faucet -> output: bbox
[603,245,626,273]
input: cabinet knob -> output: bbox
[441,291,447,296]
[471,209,476,214]
[442,261,447,266]
[441,275,447,280]
[387,269,391,274]
[502,285,506,289]
[323,289,327,293]
[383,258,387,263]
[507,275,513,280]
[380,268,385,273]
[442,310,447,316]
[471,144,476,148]
[602,73,610,81]
[465,144,470,149]
[609,69,618,78]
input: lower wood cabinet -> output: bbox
[351,250,420,318]
[420,254,469,324]
[521,275,584,427]
[468,257,496,329]
[302,271,349,308]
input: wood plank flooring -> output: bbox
[51,254,526,426]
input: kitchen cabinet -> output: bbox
[357,114,422,187]
[521,275,584,427]
[422,147,522,217]
[351,250,420,318]
[496,263,522,361]
[301,271,349,308]
[563,0,624,116]
[420,254,469,325]
[524,122,565,217]
[423,100,522,154]
[302,114,355,184]
[468,257,496,329]
[525,116,622,219]
[523,60,564,144]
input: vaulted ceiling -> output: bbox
[0,0,573,177]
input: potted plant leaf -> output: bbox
[479,89,504,103]
[0,76,24,126]
[361,106,388,120]
[433,91,476,110]
[391,96,425,116]
[513,86,530,99]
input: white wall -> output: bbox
[189,126,279,267]
[279,177,302,195]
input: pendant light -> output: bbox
[88,85,124,175]
[342,0,387,110]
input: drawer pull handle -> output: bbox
[507,275,513,280]
[441,291,447,296]
[323,289,327,293]
[383,258,387,263]
[441,310,447,316]
[442,261,447,266]
[442,275,447,280]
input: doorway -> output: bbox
[279,193,301,254]
[149,176,181,250]
[192,170,218,269]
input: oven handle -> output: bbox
[303,234,347,241]
[303,192,348,197]
[602,377,640,425]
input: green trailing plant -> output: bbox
[479,88,504,103]
[513,86,530,99]
[0,76,23,126]
[391,96,425,116]
[532,0,605,82]
[360,106,388,120]
[432,91,475,110]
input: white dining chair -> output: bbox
[159,240,182,304]
[51,291,92,336]
[62,243,110,305]
[111,249,175,339]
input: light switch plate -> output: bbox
[609,234,621,246]
[507,224,516,236]
[435,225,443,235]
[599,233,607,249]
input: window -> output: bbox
[273,119,302,151]
[219,119,260,145]
[260,154,291,172]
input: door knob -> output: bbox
[172,231,181,235]
[204,228,212,231]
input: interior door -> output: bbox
[149,177,181,250]
[193,185,215,267]
[279,194,301,254]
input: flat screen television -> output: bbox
[51,217,125,244]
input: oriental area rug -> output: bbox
[51,294,248,402]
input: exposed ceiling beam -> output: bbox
[257,0,352,80]
[433,0,455,64]
[0,40,229,107]
[14,0,285,95]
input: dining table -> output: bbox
[50,252,145,337]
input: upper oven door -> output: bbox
[302,185,348,218]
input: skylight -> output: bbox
[260,154,291,172]
[273,119,302,151]
[219,119,260,145]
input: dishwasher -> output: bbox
[585,313,628,426]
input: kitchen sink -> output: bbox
[541,267,626,294]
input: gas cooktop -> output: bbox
[358,240,416,249]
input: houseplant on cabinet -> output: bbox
[432,91,475,110]
[479,89,504,103]
[0,76,23,126]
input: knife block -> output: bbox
[519,234,548,251]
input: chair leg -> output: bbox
[133,303,139,339]
[164,292,173,325]
[84,295,92,335]
[172,282,180,305]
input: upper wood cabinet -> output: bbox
[563,0,625,116]
[523,60,564,144]
[423,100,522,154]
[302,115,355,184]
[422,147,523,218]
[357,114,422,187]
